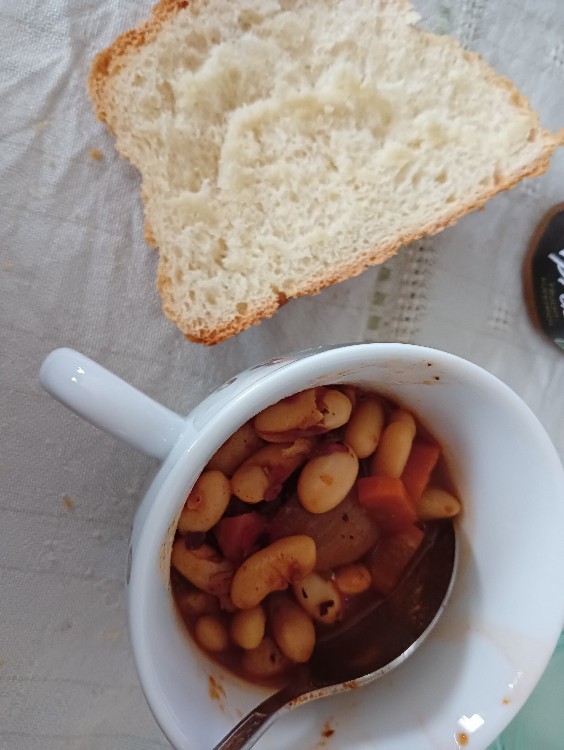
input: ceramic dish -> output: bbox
[40,343,564,750]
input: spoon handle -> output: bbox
[213,683,306,750]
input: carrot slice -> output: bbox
[401,441,441,504]
[357,475,416,533]
[214,512,266,563]
[368,525,424,595]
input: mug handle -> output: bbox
[40,348,185,461]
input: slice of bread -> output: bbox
[89,0,563,345]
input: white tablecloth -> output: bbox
[1,1,563,748]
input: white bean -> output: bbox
[206,423,263,477]
[230,535,316,609]
[417,487,461,519]
[231,606,266,650]
[241,637,291,678]
[254,389,322,435]
[389,409,417,438]
[292,572,342,624]
[230,463,270,505]
[231,440,312,504]
[344,397,385,458]
[171,541,234,595]
[177,588,219,617]
[269,596,315,663]
[177,470,231,532]
[195,615,230,652]
[297,444,359,513]
[340,385,359,410]
[370,420,414,478]
[318,389,353,431]
[335,563,372,594]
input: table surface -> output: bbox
[1,1,563,748]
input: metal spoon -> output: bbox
[214,521,457,750]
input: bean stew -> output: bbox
[170,385,461,687]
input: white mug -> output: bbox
[40,343,564,750]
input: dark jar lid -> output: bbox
[523,203,564,353]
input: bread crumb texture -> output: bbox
[89,0,562,344]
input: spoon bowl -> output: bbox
[214,521,457,750]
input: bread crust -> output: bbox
[88,0,563,346]
[88,0,190,124]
